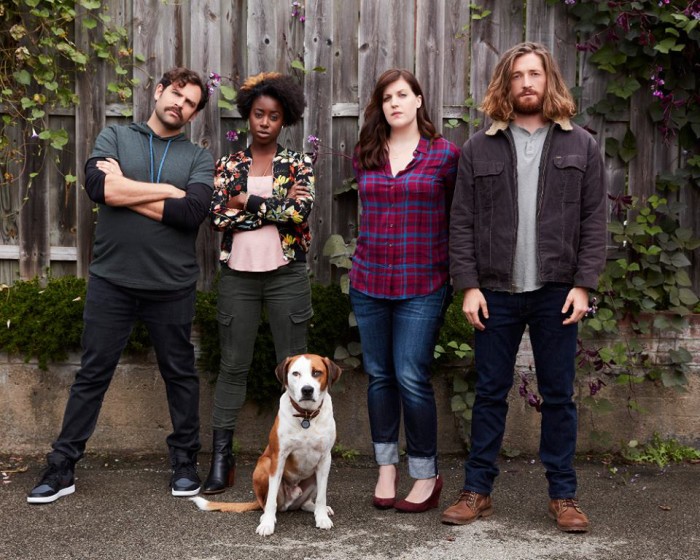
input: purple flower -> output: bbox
[564,0,575,4]
[206,72,222,97]
[226,130,239,142]
[307,135,321,163]
[307,135,320,148]
[589,378,606,396]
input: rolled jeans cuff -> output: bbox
[408,455,437,479]
[373,442,399,466]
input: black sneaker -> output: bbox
[170,461,201,497]
[27,457,75,504]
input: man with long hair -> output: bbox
[444,43,607,532]
[27,67,213,504]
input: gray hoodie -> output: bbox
[87,122,214,290]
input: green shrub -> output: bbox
[0,276,85,369]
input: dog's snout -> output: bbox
[301,385,314,399]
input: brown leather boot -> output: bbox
[548,498,589,533]
[441,490,493,525]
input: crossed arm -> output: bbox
[85,157,212,230]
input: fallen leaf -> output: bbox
[659,505,671,511]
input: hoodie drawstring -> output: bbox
[149,133,173,184]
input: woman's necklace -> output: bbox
[249,155,274,177]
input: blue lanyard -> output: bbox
[149,134,173,184]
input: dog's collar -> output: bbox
[289,397,324,429]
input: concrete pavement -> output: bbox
[1,453,698,560]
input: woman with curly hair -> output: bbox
[351,69,459,513]
[204,72,315,494]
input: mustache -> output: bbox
[519,90,537,97]
[166,106,182,117]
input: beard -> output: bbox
[512,92,544,115]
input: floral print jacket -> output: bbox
[210,144,315,265]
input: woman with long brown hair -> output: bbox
[350,69,459,513]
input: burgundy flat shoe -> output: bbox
[373,466,399,510]
[394,475,443,513]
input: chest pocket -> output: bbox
[553,155,586,203]
[473,161,504,209]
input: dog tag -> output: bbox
[301,419,311,429]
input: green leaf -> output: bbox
[82,17,98,29]
[291,59,306,72]
[607,77,640,100]
[80,0,102,9]
[618,128,637,163]
[678,288,699,306]
[654,38,678,54]
[14,70,32,86]
[451,395,467,412]
[670,253,691,268]
[219,85,236,100]
[452,376,470,393]
[49,129,69,150]
[218,100,233,111]
[590,44,627,73]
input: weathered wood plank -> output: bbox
[221,0,248,86]
[0,126,21,250]
[49,115,77,251]
[132,0,183,122]
[18,130,49,280]
[415,0,445,130]
[525,0,577,86]
[303,0,334,284]
[74,5,106,277]
[189,0,223,290]
[469,0,524,134]
[333,0,360,104]
[247,0,293,75]
[442,0,472,146]
[358,0,415,113]
[628,89,656,200]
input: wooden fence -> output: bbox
[1,0,697,291]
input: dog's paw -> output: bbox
[315,514,334,530]
[256,514,276,537]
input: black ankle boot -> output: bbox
[202,429,235,494]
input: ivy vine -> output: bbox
[1,0,138,194]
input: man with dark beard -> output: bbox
[443,43,607,532]
[27,68,214,504]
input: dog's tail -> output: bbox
[190,496,262,513]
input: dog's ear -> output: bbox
[275,357,292,386]
[322,357,342,389]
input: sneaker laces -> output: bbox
[37,463,70,487]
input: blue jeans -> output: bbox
[350,285,451,479]
[464,283,579,499]
[50,275,200,463]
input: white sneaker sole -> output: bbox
[172,487,201,497]
[27,484,76,504]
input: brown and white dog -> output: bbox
[191,354,342,536]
